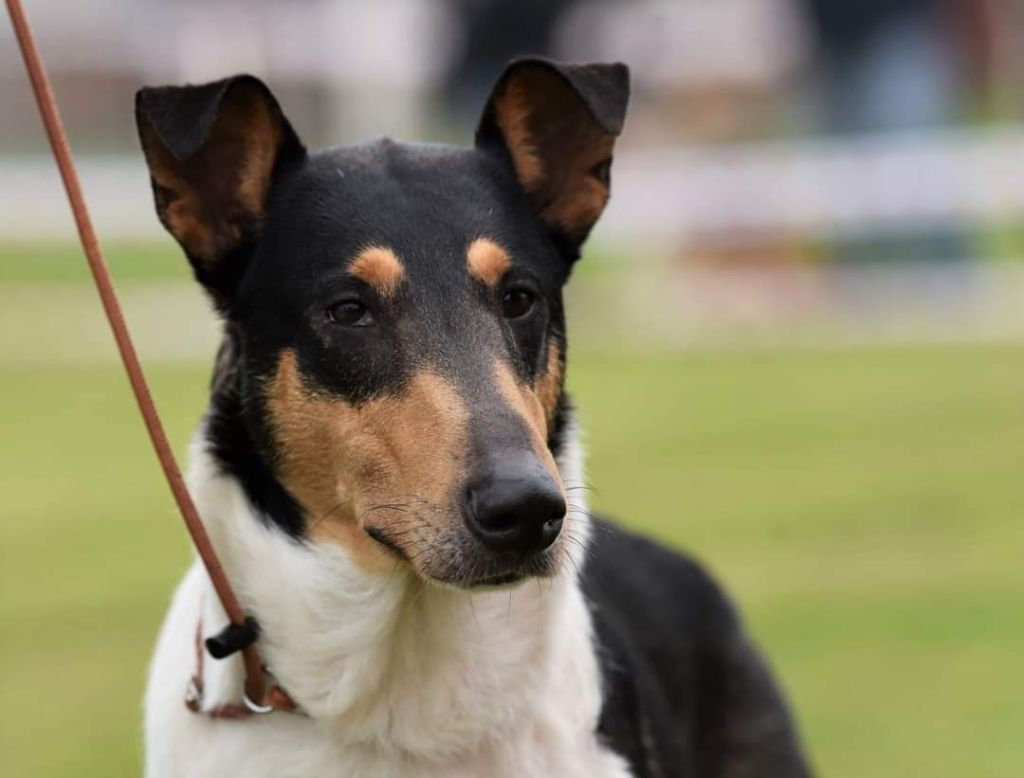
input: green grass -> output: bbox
[0,240,188,283]
[2,343,1022,777]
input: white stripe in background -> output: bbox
[6,126,1024,243]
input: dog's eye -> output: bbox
[326,300,373,327]
[502,287,535,319]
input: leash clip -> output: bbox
[204,617,261,660]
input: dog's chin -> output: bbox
[432,570,527,592]
[417,549,560,592]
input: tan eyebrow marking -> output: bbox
[466,238,511,287]
[348,246,406,297]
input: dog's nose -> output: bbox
[465,457,566,554]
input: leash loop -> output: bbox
[5,0,279,710]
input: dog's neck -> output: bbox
[185,423,603,759]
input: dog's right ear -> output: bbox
[135,75,304,295]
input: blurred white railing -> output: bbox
[4,128,1024,355]
[601,126,1024,245]
[4,126,1024,243]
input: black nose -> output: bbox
[465,457,566,555]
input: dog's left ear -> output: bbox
[476,59,630,252]
[135,75,305,296]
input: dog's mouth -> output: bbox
[466,570,525,589]
[364,523,558,590]
[365,526,407,559]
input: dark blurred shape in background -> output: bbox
[443,0,569,124]
[803,0,980,132]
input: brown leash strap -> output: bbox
[5,0,286,711]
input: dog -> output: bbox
[136,59,812,778]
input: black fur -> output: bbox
[204,333,306,539]
[584,521,813,777]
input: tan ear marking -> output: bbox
[466,238,511,287]
[139,84,285,265]
[493,81,545,191]
[486,65,623,240]
[228,92,283,216]
[348,246,406,297]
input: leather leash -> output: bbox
[5,0,293,714]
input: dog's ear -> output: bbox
[476,59,629,253]
[135,75,304,294]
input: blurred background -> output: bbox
[2,1,1022,776]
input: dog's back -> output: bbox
[585,521,812,777]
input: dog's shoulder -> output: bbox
[583,518,739,642]
[582,518,813,778]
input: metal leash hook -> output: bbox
[4,0,284,711]
[243,692,276,715]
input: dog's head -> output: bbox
[136,60,629,588]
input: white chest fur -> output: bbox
[144,437,632,778]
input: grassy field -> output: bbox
[1,244,1022,776]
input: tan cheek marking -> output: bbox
[466,238,511,287]
[534,341,564,428]
[267,351,469,572]
[266,352,358,530]
[347,246,406,298]
[491,360,562,489]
